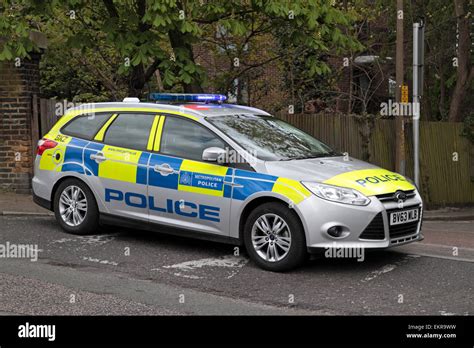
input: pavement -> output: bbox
[423,206,474,221]
[0,192,53,216]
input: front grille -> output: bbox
[359,205,422,241]
[389,221,419,238]
[386,205,421,239]
[376,190,416,202]
[359,212,385,240]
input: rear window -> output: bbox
[61,113,112,139]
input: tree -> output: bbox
[449,0,473,122]
[1,0,361,100]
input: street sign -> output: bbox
[401,85,409,104]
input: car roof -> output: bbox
[65,102,271,119]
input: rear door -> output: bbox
[83,113,156,222]
[147,115,233,237]
[53,113,113,175]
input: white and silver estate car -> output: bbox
[33,94,423,271]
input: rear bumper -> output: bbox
[32,192,52,211]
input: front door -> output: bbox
[147,115,233,237]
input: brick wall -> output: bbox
[194,35,289,114]
[0,53,41,193]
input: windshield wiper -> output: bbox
[326,151,343,157]
[278,152,342,161]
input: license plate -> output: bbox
[390,208,419,226]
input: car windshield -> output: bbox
[207,114,339,161]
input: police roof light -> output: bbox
[149,93,227,103]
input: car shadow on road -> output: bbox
[101,224,235,254]
[104,223,413,273]
[32,217,416,275]
[300,249,415,274]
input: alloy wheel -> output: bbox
[58,185,88,227]
[251,213,292,262]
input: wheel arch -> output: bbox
[238,194,307,243]
[50,174,96,207]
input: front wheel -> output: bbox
[53,178,99,235]
[243,202,307,272]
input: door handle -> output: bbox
[90,152,106,163]
[154,163,176,175]
[224,180,243,188]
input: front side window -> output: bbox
[160,116,225,161]
[207,114,339,161]
[61,113,111,139]
[103,113,155,150]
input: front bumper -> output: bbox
[297,190,423,252]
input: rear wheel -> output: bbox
[53,178,99,235]
[243,202,307,272]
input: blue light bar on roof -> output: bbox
[149,93,227,103]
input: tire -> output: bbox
[243,202,307,272]
[53,178,99,235]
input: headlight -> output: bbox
[302,182,371,206]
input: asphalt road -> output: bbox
[0,215,472,315]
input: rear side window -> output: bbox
[61,113,111,139]
[160,116,225,161]
[103,113,155,150]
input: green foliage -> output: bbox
[276,1,363,112]
[0,1,38,59]
[0,0,361,102]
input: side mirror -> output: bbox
[202,147,227,163]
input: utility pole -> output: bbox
[413,21,425,187]
[395,0,405,174]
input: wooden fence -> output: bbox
[29,101,473,206]
[31,96,68,161]
[32,96,63,136]
[277,113,474,207]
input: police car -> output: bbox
[32,94,423,271]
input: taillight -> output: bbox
[37,138,58,155]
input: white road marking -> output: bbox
[363,264,397,282]
[155,255,249,280]
[76,235,115,246]
[52,236,115,247]
[172,272,201,280]
[51,238,75,244]
[362,255,416,282]
[163,255,248,270]
[82,256,118,266]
